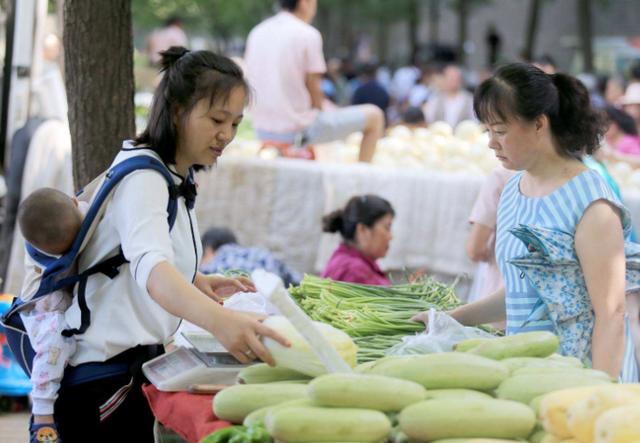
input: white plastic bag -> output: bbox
[223,290,281,315]
[386,308,495,356]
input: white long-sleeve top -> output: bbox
[65,142,202,365]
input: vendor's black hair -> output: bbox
[134,46,249,171]
[280,0,300,11]
[605,105,639,136]
[630,59,640,81]
[473,62,606,158]
[402,107,426,125]
[322,195,395,241]
[201,227,238,251]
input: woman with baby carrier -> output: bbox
[47,47,290,441]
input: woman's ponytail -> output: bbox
[322,210,344,234]
[159,46,190,72]
[550,73,606,156]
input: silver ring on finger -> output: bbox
[244,349,254,357]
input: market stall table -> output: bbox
[195,157,640,283]
[144,384,231,443]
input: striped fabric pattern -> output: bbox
[496,169,638,382]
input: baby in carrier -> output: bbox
[18,187,87,443]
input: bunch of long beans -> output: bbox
[290,274,462,362]
[354,334,407,362]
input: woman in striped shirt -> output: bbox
[420,63,637,381]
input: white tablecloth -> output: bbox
[195,158,483,277]
[195,158,640,279]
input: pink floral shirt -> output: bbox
[322,243,390,286]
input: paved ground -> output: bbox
[0,412,29,442]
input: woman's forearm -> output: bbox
[592,314,625,378]
[147,261,223,332]
[450,287,506,326]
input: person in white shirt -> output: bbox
[423,64,475,129]
[53,47,290,442]
[146,16,189,67]
[244,0,384,162]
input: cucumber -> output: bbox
[528,430,549,443]
[500,357,578,372]
[243,398,312,427]
[266,406,391,442]
[431,440,525,443]
[238,363,311,384]
[213,383,307,423]
[363,352,509,390]
[354,360,380,373]
[546,354,583,367]
[308,373,426,411]
[465,332,559,360]
[454,338,492,352]
[512,367,613,381]
[495,373,610,405]
[399,398,536,441]
[424,389,494,401]
[529,395,544,416]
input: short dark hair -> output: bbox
[164,16,183,27]
[279,0,300,11]
[402,107,426,125]
[359,63,378,78]
[473,62,606,158]
[18,188,82,255]
[202,227,238,251]
[322,195,395,241]
[134,47,249,170]
[630,59,640,81]
[605,105,639,136]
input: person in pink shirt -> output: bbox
[322,195,394,285]
[466,167,514,303]
[243,0,384,162]
[604,105,640,154]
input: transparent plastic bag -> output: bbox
[223,290,281,315]
[386,308,495,356]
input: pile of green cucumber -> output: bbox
[202,331,614,443]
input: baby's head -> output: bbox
[18,188,83,255]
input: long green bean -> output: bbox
[290,275,463,361]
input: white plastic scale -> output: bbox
[142,270,351,392]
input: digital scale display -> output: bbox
[142,332,249,391]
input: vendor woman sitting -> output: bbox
[322,195,394,285]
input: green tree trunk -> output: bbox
[408,0,421,60]
[457,0,469,65]
[523,0,541,61]
[577,0,594,73]
[428,0,440,44]
[64,0,135,190]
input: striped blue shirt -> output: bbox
[496,169,638,381]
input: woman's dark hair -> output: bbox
[473,62,606,158]
[402,107,426,125]
[135,46,249,169]
[630,59,640,82]
[605,105,639,136]
[322,195,395,241]
[201,227,238,251]
[280,0,300,11]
